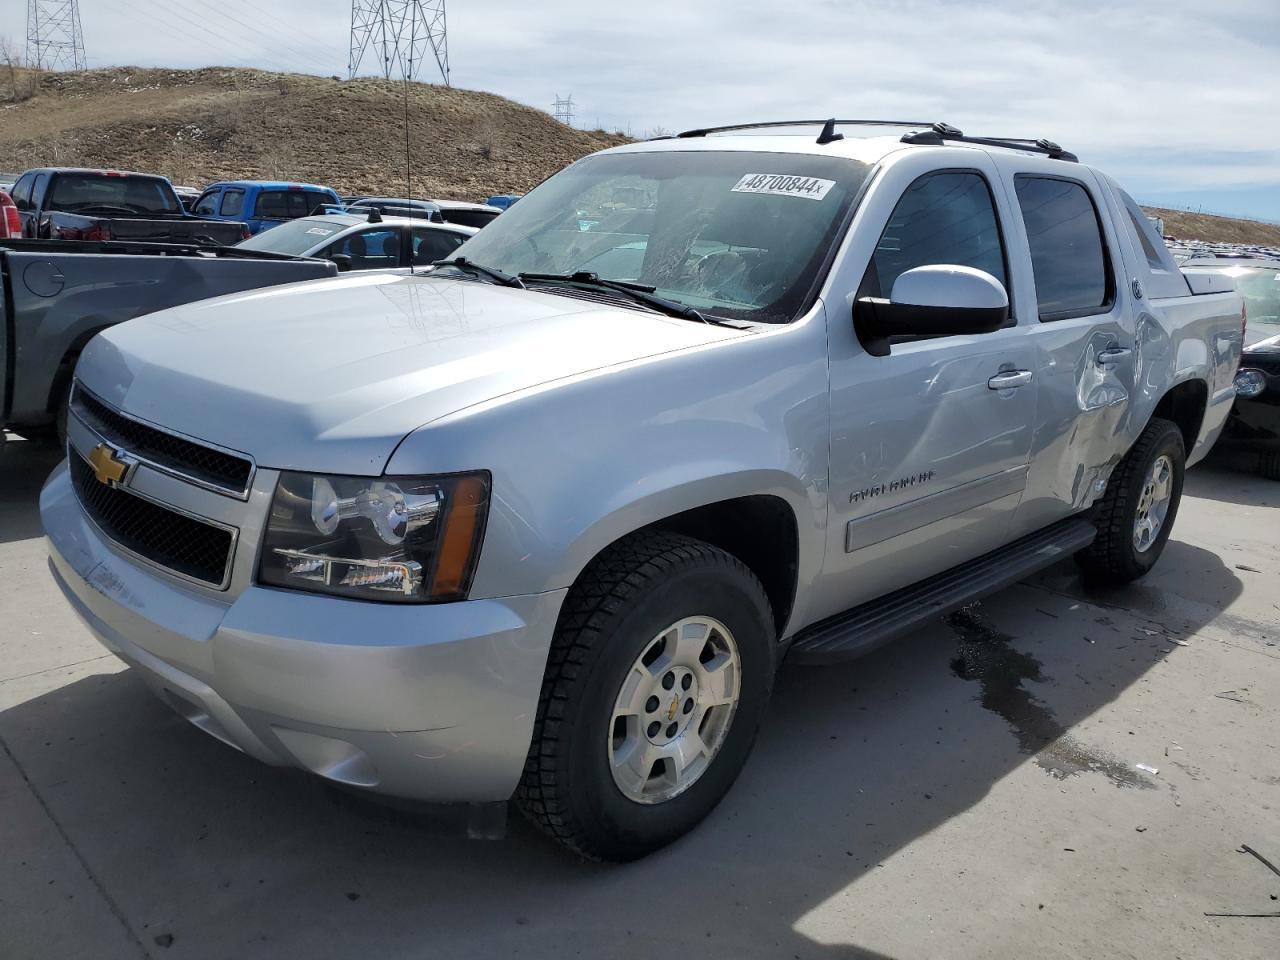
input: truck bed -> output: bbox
[1,239,337,435]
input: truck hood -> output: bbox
[78,272,743,474]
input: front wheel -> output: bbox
[517,532,775,861]
[1076,417,1185,584]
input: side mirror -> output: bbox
[329,253,353,272]
[856,265,1009,352]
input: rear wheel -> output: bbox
[1076,417,1185,583]
[517,531,775,861]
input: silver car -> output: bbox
[236,212,476,273]
[43,121,1241,861]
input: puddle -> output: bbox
[946,607,1152,789]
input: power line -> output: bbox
[26,0,87,71]
[349,1,449,86]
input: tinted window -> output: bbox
[220,189,245,217]
[322,228,402,269]
[304,191,333,215]
[868,171,1007,299]
[255,190,312,220]
[193,191,220,216]
[412,228,467,265]
[440,209,499,229]
[1015,176,1112,319]
[10,173,34,208]
[47,174,180,214]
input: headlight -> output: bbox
[259,471,490,603]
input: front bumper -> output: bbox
[1222,358,1280,449]
[42,461,565,802]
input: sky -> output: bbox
[3,0,1278,220]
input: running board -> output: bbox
[787,517,1097,664]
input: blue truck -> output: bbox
[190,181,341,235]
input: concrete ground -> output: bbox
[1,434,1277,960]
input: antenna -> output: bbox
[349,1,450,86]
[26,0,86,71]
[552,93,575,127]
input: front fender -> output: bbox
[386,305,832,604]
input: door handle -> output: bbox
[988,370,1034,390]
[1097,347,1133,365]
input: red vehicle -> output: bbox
[0,190,20,239]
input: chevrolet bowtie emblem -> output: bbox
[88,443,129,487]
[666,696,680,722]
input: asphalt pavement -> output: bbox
[2,434,1277,959]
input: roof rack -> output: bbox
[900,123,1078,162]
[668,118,1078,161]
[673,118,939,143]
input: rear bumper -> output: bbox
[42,461,565,802]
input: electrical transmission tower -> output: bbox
[349,1,450,86]
[25,0,87,71]
[552,93,575,127]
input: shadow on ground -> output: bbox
[2,541,1241,959]
[0,436,64,545]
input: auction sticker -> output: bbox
[305,227,336,236]
[731,173,836,201]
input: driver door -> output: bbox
[817,155,1039,617]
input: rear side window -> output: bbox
[867,170,1008,299]
[220,189,245,217]
[1015,176,1113,320]
[304,191,333,215]
[412,228,467,265]
[255,190,312,220]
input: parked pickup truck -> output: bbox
[2,239,337,443]
[8,168,250,246]
[42,120,1243,861]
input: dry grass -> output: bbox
[0,66,627,199]
[1144,207,1280,246]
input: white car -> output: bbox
[236,212,476,273]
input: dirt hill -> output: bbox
[1144,207,1280,247]
[3,67,1277,244]
[0,67,626,200]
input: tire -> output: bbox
[1259,450,1280,481]
[517,531,775,861]
[1076,417,1185,584]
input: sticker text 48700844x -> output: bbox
[731,174,836,201]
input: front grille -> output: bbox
[72,387,253,496]
[69,452,234,587]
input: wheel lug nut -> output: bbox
[645,695,659,713]
[683,698,694,714]
[666,723,678,738]
[681,674,692,690]
[647,721,660,738]
[662,672,675,690]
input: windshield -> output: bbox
[49,174,181,215]
[447,150,870,323]
[236,218,344,256]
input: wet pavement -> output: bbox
[2,435,1278,959]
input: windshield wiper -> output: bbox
[519,271,737,326]
[431,257,525,288]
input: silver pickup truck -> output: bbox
[41,120,1243,861]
